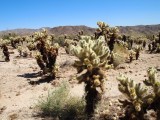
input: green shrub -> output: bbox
[36,82,86,120]
[112,42,129,67]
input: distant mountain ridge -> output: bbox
[118,24,160,36]
[0,24,160,37]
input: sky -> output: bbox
[0,0,160,30]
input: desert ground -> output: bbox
[0,47,160,120]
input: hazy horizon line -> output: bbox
[0,23,160,32]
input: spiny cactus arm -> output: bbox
[117,74,148,111]
[94,39,107,55]
[117,78,131,97]
[98,47,110,60]
[153,82,160,96]
[98,60,107,67]
[109,27,119,35]
[135,45,141,52]
[143,94,155,105]
[80,36,91,40]
[117,74,130,86]
[104,64,114,69]
[117,74,146,100]
[134,83,147,99]
[69,44,84,59]
[144,67,157,86]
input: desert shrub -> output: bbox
[37,82,86,120]
[2,32,17,40]
[112,42,129,66]
[53,35,66,47]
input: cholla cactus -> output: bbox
[134,45,141,60]
[47,46,59,78]
[145,67,159,97]
[69,36,110,117]
[33,29,59,78]
[158,32,160,44]
[95,22,109,39]
[142,40,146,48]
[122,34,127,42]
[129,50,135,63]
[69,36,110,72]
[2,39,10,45]
[95,21,119,51]
[34,28,48,41]
[35,52,47,74]
[117,74,149,119]
[144,67,160,119]
[1,43,10,62]
[148,33,160,53]
[17,46,23,56]
[156,43,160,53]
[10,36,22,48]
[148,43,152,51]
[64,39,78,54]
[118,68,160,119]
[144,67,157,85]
[27,42,36,51]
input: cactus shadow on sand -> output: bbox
[28,75,54,85]
[0,60,6,62]
[17,72,41,78]
[17,72,54,85]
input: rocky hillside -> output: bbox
[0,24,160,37]
[118,24,160,36]
[49,25,95,36]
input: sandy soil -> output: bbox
[0,47,160,120]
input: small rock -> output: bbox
[51,81,60,87]
[109,101,113,106]
[43,86,48,91]
[29,106,33,109]
[16,92,20,96]
[9,113,18,120]
[135,62,139,65]
[0,106,7,114]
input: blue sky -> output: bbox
[0,0,160,30]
